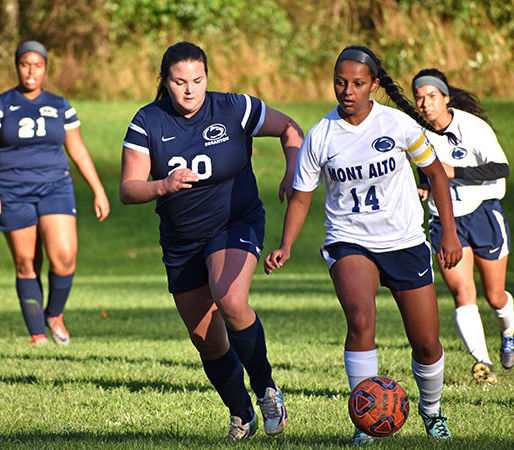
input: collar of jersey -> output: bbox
[14,87,47,105]
[166,91,211,127]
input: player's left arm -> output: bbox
[64,127,110,221]
[420,158,462,269]
[255,106,304,203]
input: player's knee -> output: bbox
[484,288,506,308]
[14,255,36,277]
[48,252,76,275]
[347,310,374,336]
[412,337,441,363]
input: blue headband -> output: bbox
[412,75,449,96]
[338,48,378,78]
[15,41,48,64]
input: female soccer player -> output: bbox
[119,41,303,441]
[265,45,462,444]
[0,41,110,345]
[412,69,513,384]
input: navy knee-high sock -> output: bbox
[201,346,253,423]
[16,277,45,336]
[46,272,74,318]
[227,315,275,398]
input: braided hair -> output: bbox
[412,68,490,125]
[155,41,208,101]
[336,46,457,144]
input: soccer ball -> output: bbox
[348,376,409,437]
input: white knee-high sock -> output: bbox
[454,304,491,364]
[493,291,514,337]
[412,353,444,416]
[344,349,378,391]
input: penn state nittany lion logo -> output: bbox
[451,147,467,159]
[203,123,227,141]
[372,136,395,152]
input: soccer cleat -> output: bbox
[46,314,70,345]
[500,333,514,369]
[419,407,451,440]
[350,428,378,446]
[472,361,497,384]
[30,334,49,346]
[257,387,288,435]
[225,410,258,441]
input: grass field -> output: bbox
[0,99,513,449]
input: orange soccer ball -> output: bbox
[348,376,409,437]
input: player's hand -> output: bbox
[264,248,291,274]
[278,168,295,203]
[94,189,110,222]
[437,232,462,269]
[417,183,429,201]
[441,162,455,179]
[163,168,199,194]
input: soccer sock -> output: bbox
[344,349,378,391]
[454,305,492,364]
[201,346,253,423]
[227,315,275,399]
[412,353,444,416]
[493,291,514,337]
[45,272,75,318]
[16,277,45,336]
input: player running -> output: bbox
[412,68,513,384]
[0,41,110,345]
[265,45,462,445]
[120,42,303,440]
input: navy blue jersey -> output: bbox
[0,88,79,182]
[123,91,266,242]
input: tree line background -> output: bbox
[1,0,513,102]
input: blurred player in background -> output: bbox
[0,41,110,345]
[265,45,462,445]
[120,41,303,441]
[413,68,513,384]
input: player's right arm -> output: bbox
[119,147,199,204]
[264,189,314,274]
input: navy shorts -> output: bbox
[429,199,510,260]
[321,241,434,291]
[163,215,265,294]
[0,176,77,232]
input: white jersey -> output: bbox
[425,108,507,217]
[294,101,435,252]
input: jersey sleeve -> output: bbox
[404,127,436,168]
[62,98,81,130]
[293,130,323,191]
[123,110,150,155]
[226,93,266,137]
[469,119,509,165]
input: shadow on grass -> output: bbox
[1,430,513,449]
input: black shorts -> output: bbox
[429,199,510,260]
[0,176,76,232]
[321,241,434,291]
[163,214,265,294]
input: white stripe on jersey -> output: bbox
[129,122,148,136]
[64,120,81,130]
[65,107,77,119]
[123,141,150,154]
[0,110,3,119]
[492,209,510,259]
[251,100,266,137]
[241,94,252,129]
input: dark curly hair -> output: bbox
[412,68,490,124]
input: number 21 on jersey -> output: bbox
[18,117,47,138]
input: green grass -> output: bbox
[0,100,513,448]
